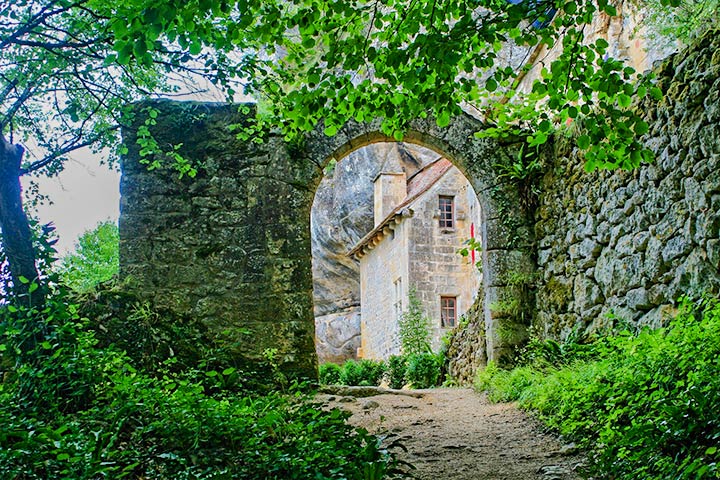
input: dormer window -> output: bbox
[439,195,454,229]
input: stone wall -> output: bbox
[121,106,534,377]
[535,30,720,339]
[445,295,486,385]
[358,219,409,359]
[120,101,320,379]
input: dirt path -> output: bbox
[319,388,585,480]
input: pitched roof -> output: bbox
[347,157,453,258]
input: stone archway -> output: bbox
[304,116,536,364]
[119,100,534,379]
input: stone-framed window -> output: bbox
[440,296,456,327]
[439,195,454,229]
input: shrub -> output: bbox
[405,353,442,389]
[474,361,540,402]
[0,290,408,479]
[58,221,119,293]
[386,355,408,389]
[474,298,720,480]
[398,288,432,355]
[318,362,342,385]
[340,359,386,386]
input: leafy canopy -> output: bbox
[228,0,684,171]
[1,0,260,180]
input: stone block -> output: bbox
[484,249,535,287]
[573,276,604,314]
[662,235,692,263]
[626,288,653,311]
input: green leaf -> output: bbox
[650,86,663,100]
[577,135,591,150]
[436,110,450,127]
[57,453,70,461]
[706,446,717,455]
[634,120,649,136]
[189,41,202,55]
[324,125,338,136]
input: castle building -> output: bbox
[348,156,482,359]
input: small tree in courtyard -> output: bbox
[399,288,432,355]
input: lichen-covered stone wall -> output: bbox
[535,30,720,339]
[445,294,486,385]
[120,101,321,379]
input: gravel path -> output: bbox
[320,388,586,480]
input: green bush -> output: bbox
[0,290,408,479]
[340,359,386,386]
[386,355,407,389]
[474,361,540,403]
[318,362,342,385]
[404,353,442,389]
[474,298,720,480]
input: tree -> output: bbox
[58,220,118,293]
[399,288,432,355]
[247,0,670,172]
[2,0,684,305]
[0,0,271,303]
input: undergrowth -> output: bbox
[0,288,408,479]
[319,353,444,389]
[475,297,720,479]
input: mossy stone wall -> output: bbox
[535,30,720,339]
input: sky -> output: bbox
[23,85,247,256]
[25,148,120,255]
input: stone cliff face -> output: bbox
[311,143,436,363]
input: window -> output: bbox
[393,278,403,322]
[439,196,454,229]
[441,296,457,327]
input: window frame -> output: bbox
[439,195,454,229]
[440,296,457,328]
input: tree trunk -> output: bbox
[0,133,42,306]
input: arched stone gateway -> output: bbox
[120,100,535,379]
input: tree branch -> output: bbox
[20,127,118,175]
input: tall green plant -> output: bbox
[399,288,432,356]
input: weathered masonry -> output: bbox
[447,30,720,382]
[120,30,720,381]
[120,108,534,379]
